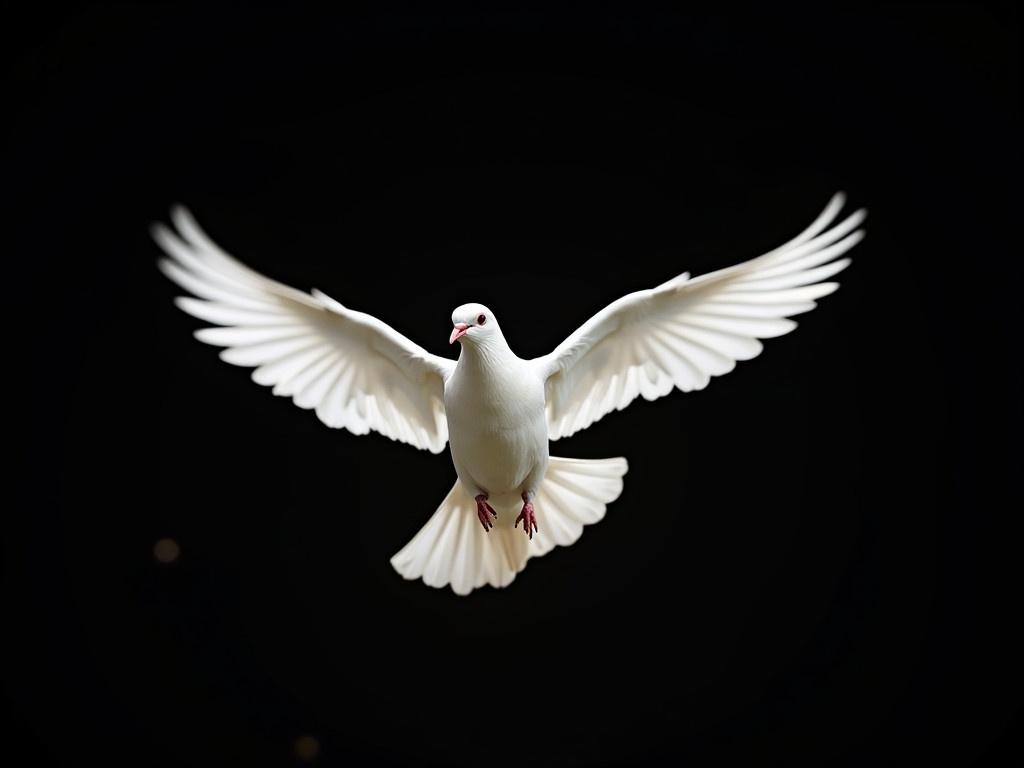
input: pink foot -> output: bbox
[475,494,497,532]
[515,501,538,539]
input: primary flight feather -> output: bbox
[153,192,865,595]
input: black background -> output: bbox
[8,5,1021,767]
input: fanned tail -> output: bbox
[390,456,628,595]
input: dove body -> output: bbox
[444,303,549,505]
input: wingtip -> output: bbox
[169,204,195,233]
[845,208,868,229]
[155,256,173,277]
[817,281,841,298]
[172,296,207,317]
[149,220,171,244]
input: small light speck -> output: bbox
[153,538,180,564]
[295,735,320,761]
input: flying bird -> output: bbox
[153,193,865,595]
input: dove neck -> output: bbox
[458,333,515,371]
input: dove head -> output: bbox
[450,303,499,346]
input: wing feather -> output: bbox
[154,206,454,453]
[534,193,865,439]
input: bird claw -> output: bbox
[475,494,497,532]
[515,502,538,540]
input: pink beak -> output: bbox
[449,323,470,344]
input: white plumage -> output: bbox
[154,192,865,595]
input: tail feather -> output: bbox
[390,456,628,595]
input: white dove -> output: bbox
[153,192,865,595]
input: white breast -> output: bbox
[445,355,548,497]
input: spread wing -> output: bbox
[153,206,454,453]
[533,192,865,440]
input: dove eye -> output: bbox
[477,314,487,325]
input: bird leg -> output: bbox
[475,494,497,532]
[515,491,538,540]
